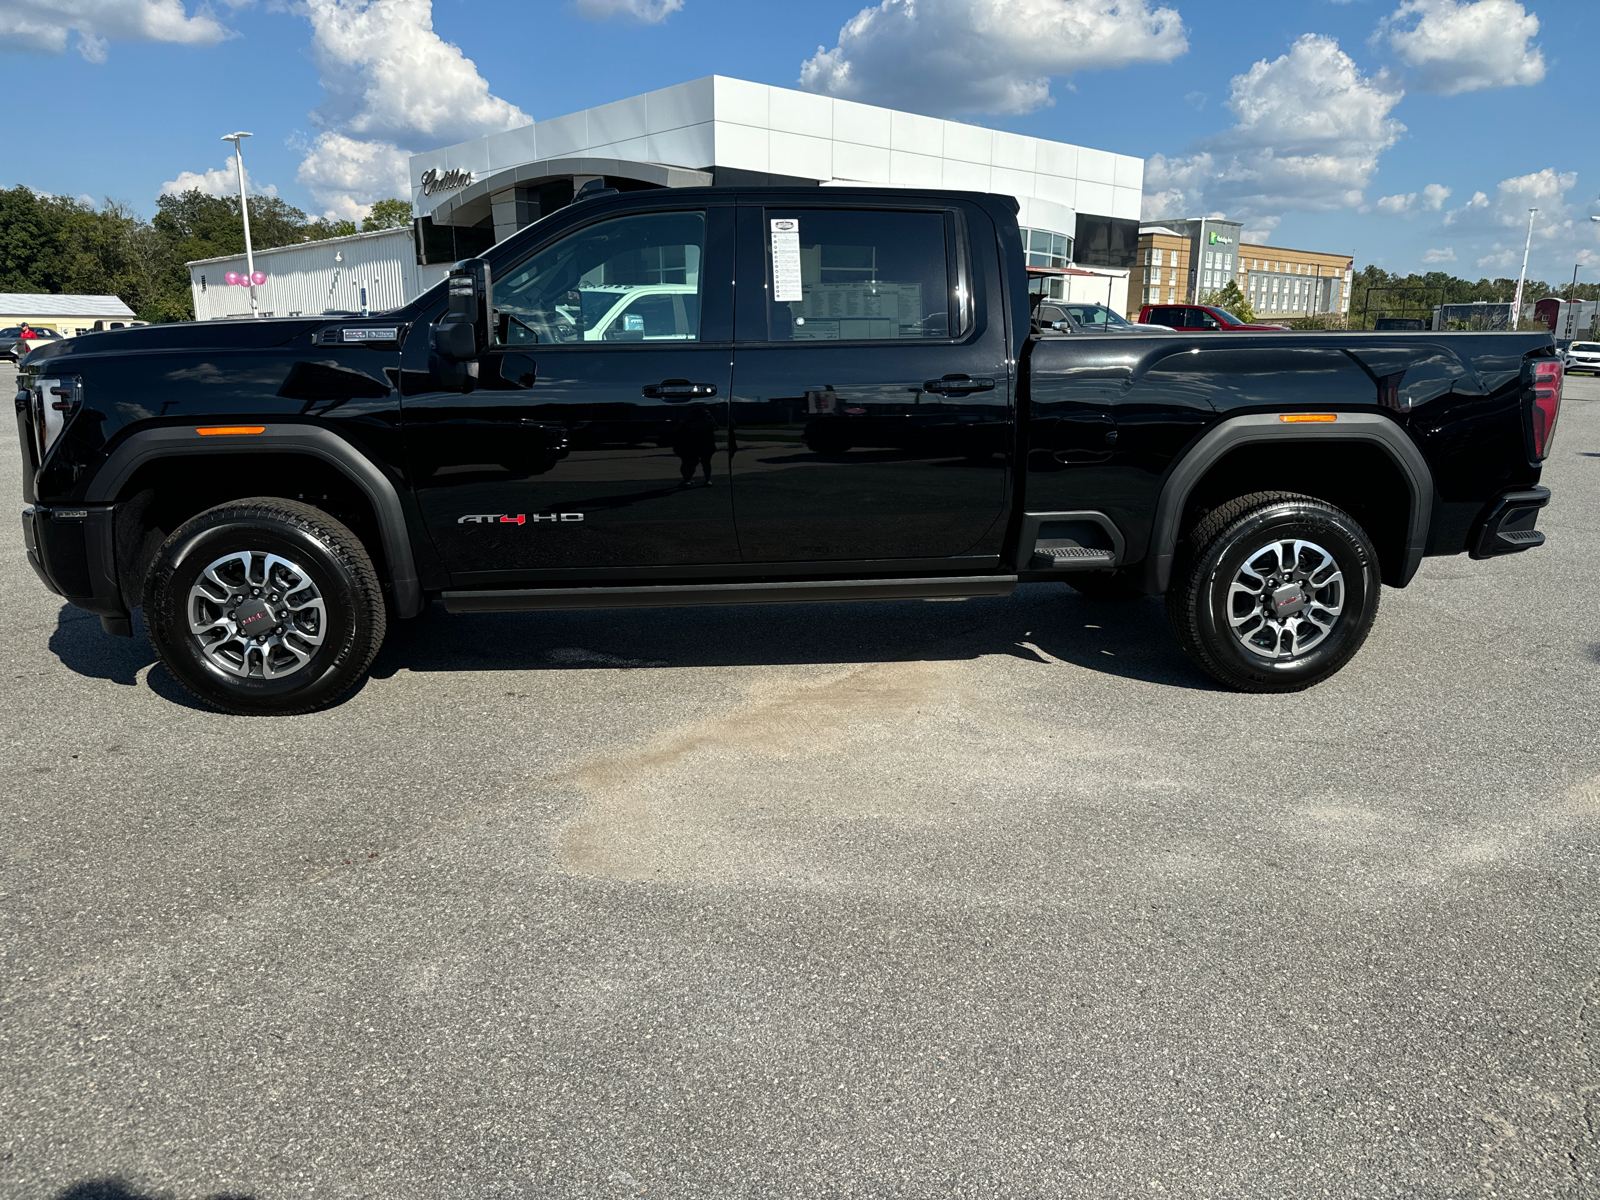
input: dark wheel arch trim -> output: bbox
[1140,412,1433,595]
[84,424,424,618]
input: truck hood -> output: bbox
[21,316,326,366]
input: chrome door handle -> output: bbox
[643,379,718,401]
[923,375,996,394]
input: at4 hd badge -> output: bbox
[458,512,584,525]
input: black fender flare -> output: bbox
[1140,412,1433,594]
[85,424,424,618]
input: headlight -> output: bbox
[32,375,80,460]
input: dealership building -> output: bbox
[190,75,1145,320]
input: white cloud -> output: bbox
[0,0,233,60]
[295,133,409,222]
[293,0,530,219]
[1421,246,1456,263]
[800,0,1187,116]
[571,0,683,21]
[1376,182,1451,214]
[1143,34,1404,227]
[1376,0,1544,95]
[1440,169,1600,277]
[1443,168,1576,236]
[162,156,278,199]
[1241,215,1280,243]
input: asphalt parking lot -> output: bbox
[3,364,1598,1200]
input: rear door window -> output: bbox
[758,208,958,342]
[1149,307,1185,325]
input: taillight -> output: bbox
[1527,357,1562,461]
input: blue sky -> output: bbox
[3,0,1596,282]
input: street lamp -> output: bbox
[221,131,258,318]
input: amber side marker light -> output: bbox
[1278,413,1337,423]
[196,425,266,436]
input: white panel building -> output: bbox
[188,227,452,321]
[190,76,1144,319]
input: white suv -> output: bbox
[1564,341,1600,375]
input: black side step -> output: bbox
[442,575,1018,614]
[1031,546,1116,570]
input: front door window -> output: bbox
[493,211,705,346]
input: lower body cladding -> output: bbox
[22,503,130,635]
[442,575,1018,613]
[1470,487,1550,559]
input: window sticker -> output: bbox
[770,219,803,303]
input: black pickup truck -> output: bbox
[15,187,1563,714]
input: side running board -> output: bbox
[442,575,1017,614]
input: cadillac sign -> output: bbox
[420,167,474,197]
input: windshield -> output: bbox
[1572,343,1600,352]
[1211,309,1245,326]
[1062,304,1131,327]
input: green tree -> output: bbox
[304,217,358,240]
[1,182,397,324]
[1198,280,1255,324]
[0,186,80,292]
[361,198,412,231]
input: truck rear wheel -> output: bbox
[1166,492,1379,693]
[144,498,386,715]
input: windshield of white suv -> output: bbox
[1572,343,1600,352]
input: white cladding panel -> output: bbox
[188,228,449,321]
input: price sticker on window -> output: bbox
[770,219,803,303]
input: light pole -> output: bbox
[221,131,258,318]
[1591,213,1599,335]
[1510,207,1536,332]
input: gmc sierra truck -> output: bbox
[15,187,1562,714]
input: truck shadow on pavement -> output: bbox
[45,586,1219,703]
[368,583,1221,692]
[46,606,209,711]
[52,1180,252,1200]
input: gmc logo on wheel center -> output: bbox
[457,513,584,525]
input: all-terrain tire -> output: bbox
[1165,491,1380,693]
[145,498,386,715]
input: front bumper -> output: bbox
[1469,486,1550,559]
[21,503,132,634]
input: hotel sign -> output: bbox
[420,167,474,197]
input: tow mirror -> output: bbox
[430,257,491,392]
[433,257,491,362]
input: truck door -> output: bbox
[728,200,1012,565]
[400,203,738,583]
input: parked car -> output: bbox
[1138,304,1289,332]
[1563,341,1600,374]
[7,325,64,362]
[1036,303,1173,335]
[17,185,1560,713]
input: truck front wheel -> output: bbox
[144,498,387,715]
[1166,492,1380,693]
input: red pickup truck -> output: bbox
[1138,303,1288,332]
